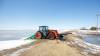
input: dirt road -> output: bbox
[19,40,83,56]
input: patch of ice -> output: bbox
[7,46,31,56]
[0,40,35,51]
[73,38,100,54]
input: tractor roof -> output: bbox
[39,26,48,27]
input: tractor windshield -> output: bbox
[39,26,48,31]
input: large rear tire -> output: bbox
[47,32,55,40]
[35,32,42,39]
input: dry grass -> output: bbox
[20,40,83,56]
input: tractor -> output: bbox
[35,26,60,40]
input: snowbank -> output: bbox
[77,30,100,35]
[65,34,100,56]
[0,40,35,51]
[75,38,100,55]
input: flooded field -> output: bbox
[0,30,35,41]
[83,35,100,46]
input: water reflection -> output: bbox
[83,35,100,45]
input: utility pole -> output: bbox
[96,14,100,34]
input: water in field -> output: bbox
[83,35,100,45]
[0,30,35,41]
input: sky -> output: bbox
[0,0,100,30]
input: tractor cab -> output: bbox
[39,26,49,37]
[35,26,59,39]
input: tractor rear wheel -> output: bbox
[35,32,42,39]
[47,32,55,40]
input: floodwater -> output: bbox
[83,35,100,45]
[0,30,35,41]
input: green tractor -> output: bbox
[35,26,59,39]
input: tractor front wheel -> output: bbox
[35,32,42,39]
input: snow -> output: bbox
[0,40,35,51]
[73,38,100,55]
[58,29,71,33]
[8,45,31,56]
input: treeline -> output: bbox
[80,27,100,30]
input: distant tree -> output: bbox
[80,27,87,30]
[90,27,97,30]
